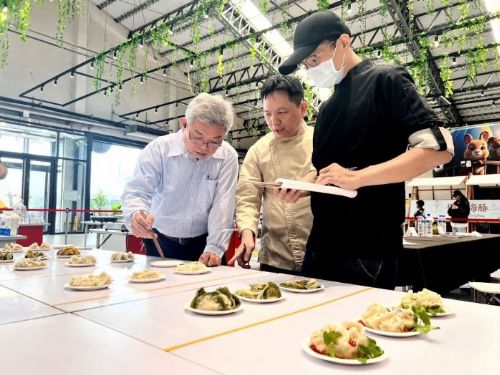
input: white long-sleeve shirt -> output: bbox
[122,129,239,256]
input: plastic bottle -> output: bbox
[425,214,433,237]
[13,198,26,223]
[8,212,19,236]
[437,214,446,235]
[416,216,424,236]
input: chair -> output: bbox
[126,233,146,254]
[224,230,241,267]
[468,282,500,305]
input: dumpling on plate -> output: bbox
[309,321,383,361]
[190,287,240,311]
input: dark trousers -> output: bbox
[301,247,398,290]
[260,263,301,276]
[143,230,208,260]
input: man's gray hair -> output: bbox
[185,93,234,133]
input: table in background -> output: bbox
[16,222,49,246]
[399,233,500,293]
[88,228,128,249]
[81,220,104,247]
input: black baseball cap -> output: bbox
[278,11,351,75]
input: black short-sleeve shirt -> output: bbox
[310,60,442,253]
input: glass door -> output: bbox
[26,159,54,227]
[0,156,24,207]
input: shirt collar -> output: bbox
[274,120,308,142]
[336,59,373,87]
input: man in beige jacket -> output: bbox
[229,75,314,274]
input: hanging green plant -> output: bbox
[115,46,126,87]
[439,55,453,97]
[0,6,9,68]
[249,35,257,68]
[92,53,106,90]
[304,83,315,122]
[217,50,224,77]
[17,0,30,42]
[258,0,270,14]
[316,0,329,11]
[56,0,85,46]
[341,0,352,19]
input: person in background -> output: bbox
[230,75,314,274]
[448,190,470,234]
[121,93,239,266]
[414,200,425,219]
[277,11,454,289]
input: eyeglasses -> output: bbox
[187,129,223,150]
[300,41,336,69]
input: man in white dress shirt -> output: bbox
[122,93,239,266]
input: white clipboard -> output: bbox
[240,178,357,198]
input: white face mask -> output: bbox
[307,47,345,88]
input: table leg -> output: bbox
[83,225,88,248]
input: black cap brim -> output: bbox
[278,44,318,75]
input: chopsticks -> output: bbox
[140,210,165,258]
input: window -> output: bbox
[90,141,142,212]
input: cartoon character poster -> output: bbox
[443,123,500,176]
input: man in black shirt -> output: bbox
[278,11,454,289]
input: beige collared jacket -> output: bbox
[236,121,314,272]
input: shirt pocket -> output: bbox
[198,179,218,213]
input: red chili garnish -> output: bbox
[310,344,320,354]
[348,339,356,347]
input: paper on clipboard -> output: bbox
[240,178,357,198]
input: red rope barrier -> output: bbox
[1,208,122,213]
[405,217,500,223]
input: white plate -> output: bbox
[13,266,47,271]
[175,269,211,275]
[363,326,420,337]
[150,260,183,268]
[25,256,48,261]
[111,259,134,263]
[65,262,96,267]
[185,303,243,315]
[237,295,285,304]
[128,275,166,283]
[279,284,325,293]
[396,304,454,318]
[302,338,388,365]
[432,306,454,317]
[64,283,110,291]
[5,248,22,253]
[24,247,50,252]
[0,259,14,263]
[52,244,76,249]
